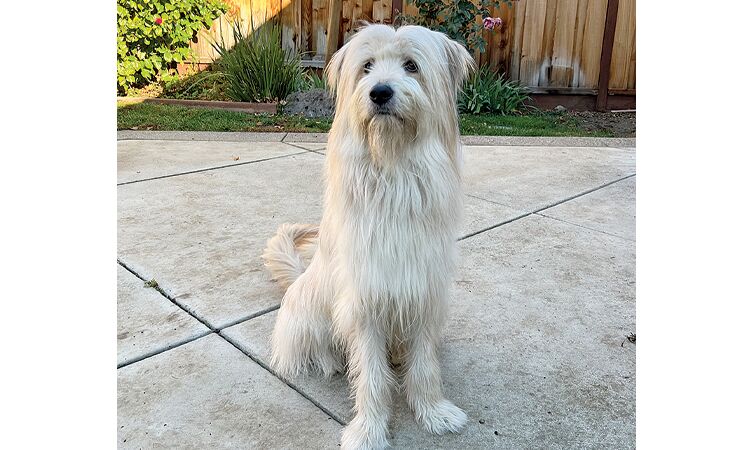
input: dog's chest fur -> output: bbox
[323,141,462,303]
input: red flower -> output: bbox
[154,17,163,25]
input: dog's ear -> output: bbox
[442,37,475,91]
[325,41,349,97]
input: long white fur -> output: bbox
[262,24,474,450]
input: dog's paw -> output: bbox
[416,399,468,435]
[340,417,389,450]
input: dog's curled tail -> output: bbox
[262,223,319,290]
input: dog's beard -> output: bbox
[364,111,417,166]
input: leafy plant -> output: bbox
[459,65,530,115]
[301,70,327,91]
[161,69,230,101]
[403,0,512,53]
[117,0,227,93]
[211,21,304,102]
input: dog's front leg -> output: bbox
[341,320,394,450]
[404,326,468,435]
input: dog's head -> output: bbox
[326,24,474,152]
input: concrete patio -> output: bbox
[117,132,636,449]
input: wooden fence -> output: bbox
[189,0,635,109]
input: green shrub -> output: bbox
[403,0,512,53]
[212,21,304,102]
[301,70,327,91]
[161,69,230,101]
[117,0,226,93]
[459,66,530,115]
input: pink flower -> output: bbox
[483,17,503,30]
[154,17,163,25]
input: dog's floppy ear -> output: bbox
[325,41,349,97]
[442,36,475,91]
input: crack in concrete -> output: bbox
[117,331,213,369]
[218,331,348,426]
[117,259,217,331]
[116,260,343,425]
[117,151,309,186]
[281,141,326,155]
[459,173,636,241]
[535,212,635,242]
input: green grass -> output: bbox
[117,101,610,137]
[460,113,611,137]
[118,102,331,132]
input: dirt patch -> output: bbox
[564,111,636,138]
[283,88,334,118]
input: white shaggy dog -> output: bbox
[262,24,474,449]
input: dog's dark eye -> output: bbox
[404,60,418,73]
[364,61,373,73]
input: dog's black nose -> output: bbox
[369,84,393,105]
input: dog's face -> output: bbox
[326,25,474,146]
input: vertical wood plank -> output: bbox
[627,28,635,89]
[341,0,353,42]
[353,0,364,23]
[571,0,589,87]
[281,0,297,53]
[578,0,606,88]
[519,0,547,86]
[608,0,634,89]
[251,0,269,29]
[499,1,515,75]
[372,0,392,23]
[538,0,559,86]
[269,0,282,23]
[312,0,328,58]
[549,0,578,87]
[301,0,313,55]
[362,0,373,21]
[326,0,343,62]
[510,0,528,81]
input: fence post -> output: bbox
[596,0,619,111]
[392,0,403,22]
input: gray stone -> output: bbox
[117,334,342,449]
[283,88,334,118]
[118,140,302,184]
[117,265,209,367]
[463,145,635,212]
[220,213,635,448]
[554,105,567,113]
[541,175,636,241]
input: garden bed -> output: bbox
[117,97,277,114]
[117,101,634,137]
